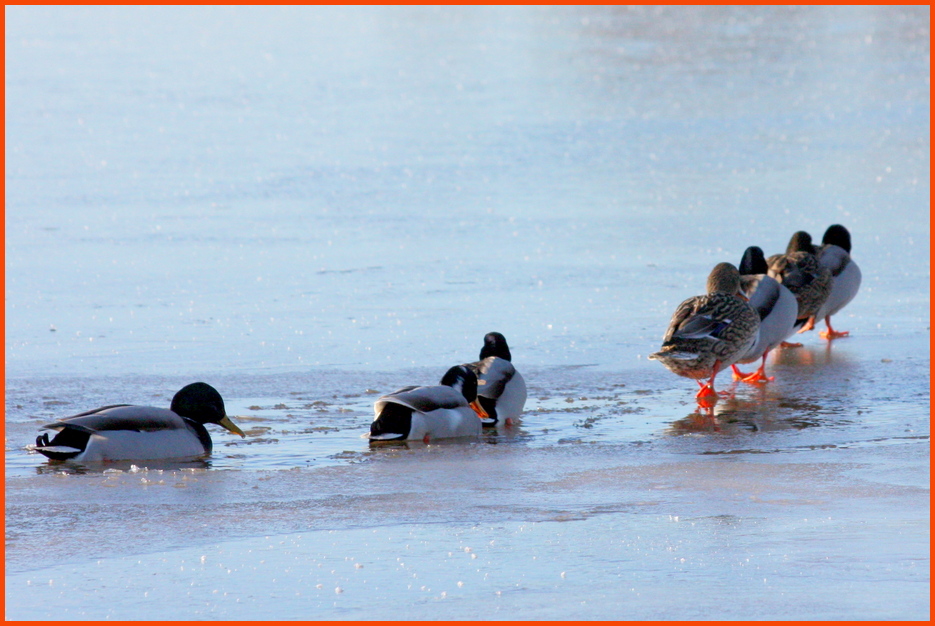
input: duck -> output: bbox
[369,365,486,443]
[33,382,245,463]
[814,224,861,339]
[766,231,832,341]
[649,262,760,402]
[731,246,798,383]
[463,332,527,427]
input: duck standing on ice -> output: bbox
[649,262,760,403]
[813,224,862,339]
[767,230,832,343]
[731,246,798,383]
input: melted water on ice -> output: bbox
[5,5,929,620]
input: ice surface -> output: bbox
[5,5,929,620]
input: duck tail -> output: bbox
[33,429,86,460]
[370,403,412,441]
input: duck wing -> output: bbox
[466,356,516,398]
[768,252,815,289]
[818,244,851,278]
[664,294,739,342]
[42,405,187,434]
[661,296,703,342]
[36,405,210,461]
[375,385,467,415]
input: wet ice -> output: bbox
[5,5,930,621]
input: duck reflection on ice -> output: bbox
[34,457,212,476]
[367,420,529,449]
[667,386,828,435]
[669,339,859,434]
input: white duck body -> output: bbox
[816,243,862,321]
[33,382,244,463]
[465,332,527,427]
[371,386,481,441]
[468,356,527,426]
[737,273,798,363]
[369,365,483,442]
[36,406,216,463]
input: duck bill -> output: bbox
[469,400,489,419]
[219,416,246,438]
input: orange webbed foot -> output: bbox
[738,368,774,384]
[796,316,817,333]
[780,340,803,349]
[730,364,750,382]
[695,382,719,407]
[819,316,850,340]
[696,392,718,409]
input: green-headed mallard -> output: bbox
[731,246,798,383]
[33,382,245,463]
[814,224,862,339]
[369,365,486,443]
[463,332,527,427]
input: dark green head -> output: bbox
[822,224,852,253]
[479,332,512,362]
[739,246,768,276]
[171,382,244,437]
[440,365,480,403]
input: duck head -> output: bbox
[822,224,852,252]
[479,332,512,362]
[440,365,488,419]
[171,382,245,437]
[786,231,817,255]
[706,262,743,296]
[739,246,768,276]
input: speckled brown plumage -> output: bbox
[649,263,760,384]
[766,231,832,322]
[766,230,831,325]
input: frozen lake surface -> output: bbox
[5,5,929,620]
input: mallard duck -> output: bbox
[649,262,760,401]
[464,332,527,427]
[814,224,861,339]
[766,231,832,338]
[369,365,486,443]
[33,382,245,463]
[731,246,798,383]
